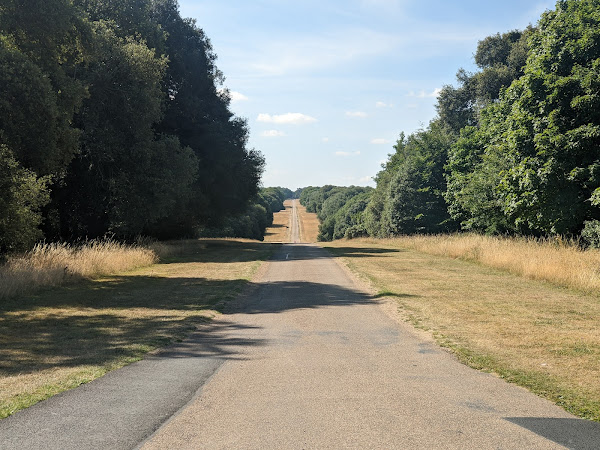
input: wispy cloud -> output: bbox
[375,101,393,108]
[261,130,286,137]
[257,113,317,125]
[230,91,249,102]
[248,28,402,77]
[335,151,361,157]
[322,137,330,142]
[408,88,442,98]
[346,111,368,118]
[371,138,389,144]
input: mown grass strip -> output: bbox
[0,239,275,419]
[324,239,600,422]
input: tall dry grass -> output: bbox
[0,240,157,300]
[373,234,600,293]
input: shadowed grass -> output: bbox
[0,239,275,419]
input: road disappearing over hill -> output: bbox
[1,203,599,449]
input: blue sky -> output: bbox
[178,0,556,190]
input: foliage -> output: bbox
[298,186,372,241]
[0,144,49,253]
[436,28,533,135]
[0,0,266,253]
[447,0,600,235]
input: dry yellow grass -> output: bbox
[324,238,600,420]
[263,201,292,242]
[371,234,600,293]
[0,239,275,419]
[297,202,319,243]
[0,240,157,300]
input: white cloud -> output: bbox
[346,111,368,118]
[230,91,249,102]
[335,151,361,157]
[359,175,373,183]
[371,138,389,145]
[376,101,393,108]
[261,130,286,137]
[322,137,330,142]
[408,88,442,98]
[257,113,317,125]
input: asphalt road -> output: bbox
[290,199,300,243]
[139,243,600,449]
[1,205,599,449]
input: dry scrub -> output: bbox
[0,240,157,300]
[324,238,600,421]
[370,234,600,293]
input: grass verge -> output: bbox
[372,234,600,293]
[324,238,600,421]
[0,239,275,419]
[297,202,319,243]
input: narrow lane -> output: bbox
[289,199,300,243]
[141,242,599,449]
[2,203,599,449]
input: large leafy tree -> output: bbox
[378,121,456,235]
[0,0,89,175]
[148,0,264,237]
[496,0,600,234]
[437,28,532,135]
[445,105,516,234]
[448,0,600,235]
[53,22,197,239]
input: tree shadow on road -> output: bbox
[0,239,401,380]
[0,273,381,376]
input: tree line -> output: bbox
[301,0,600,247]
[0,0,268,254]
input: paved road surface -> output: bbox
[140,243,599,449]
[1,203,599,449]
[289,199,300,243]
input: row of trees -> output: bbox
[304,0,600,246]
[0,0,265,253]
[197,187,292,240]
[300,186,372,241]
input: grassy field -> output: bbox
[324,237,600,421]
[0,239,275,419]
[376,234,600,293]
[263,201,292,242]
[296,201,319,243]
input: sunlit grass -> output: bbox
[0,240,157,300]
[369,234,600,293]
[297,202,319,243]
